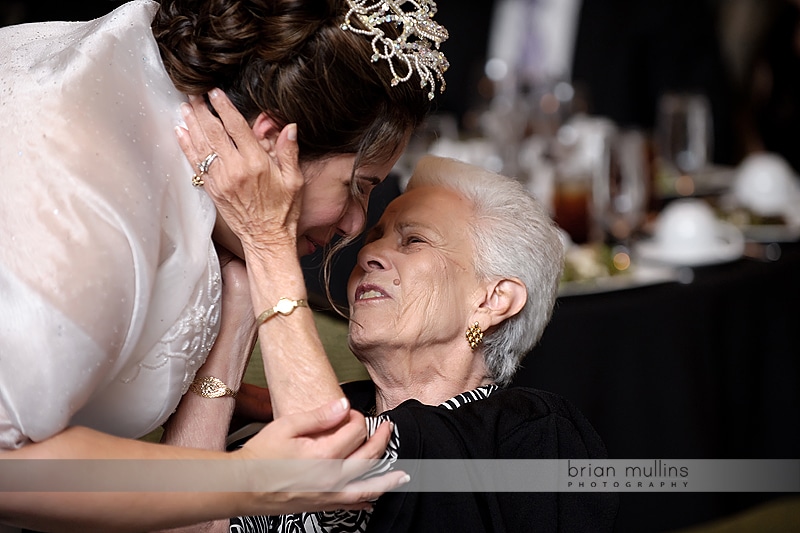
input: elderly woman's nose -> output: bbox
[357,241,388,271]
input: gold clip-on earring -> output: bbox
[466,322,483,350]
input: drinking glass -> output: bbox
[553,158,593,245]
[656,92,713,176]
[593,129,650,245]
[550,116,614,245]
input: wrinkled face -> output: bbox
[297,152,400,257]
[347,186,485,354]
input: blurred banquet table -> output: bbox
[511,241,800,532]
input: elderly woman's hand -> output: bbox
[176,89,303,254]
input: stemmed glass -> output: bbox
[656,92,713,177]
[593,129,650,248]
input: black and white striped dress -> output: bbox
[229,384,498,533]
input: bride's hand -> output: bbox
[175,89,303,253]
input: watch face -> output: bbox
[275,298,295,314]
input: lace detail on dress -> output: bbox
[120,244,221,388]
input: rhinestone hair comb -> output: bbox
[340,0,450,100]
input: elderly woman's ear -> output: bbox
[475,277,528,328]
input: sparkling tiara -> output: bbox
[340,0,449,100]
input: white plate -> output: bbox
[634,224,745,267]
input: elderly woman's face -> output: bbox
[347,186,485,354]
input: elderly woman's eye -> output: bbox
[404,235,425,245]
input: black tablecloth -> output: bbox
[512,243,800,532]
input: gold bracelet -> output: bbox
[257,297,308,326]
[189,376,237,399]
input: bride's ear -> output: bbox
[252,113,282,155]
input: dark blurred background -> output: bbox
[5,0,800,172]
[4,2,799,532]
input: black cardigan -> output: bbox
[341,380,619,532]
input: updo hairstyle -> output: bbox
[152,0,432,169]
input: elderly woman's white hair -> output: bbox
[406,155,565,386]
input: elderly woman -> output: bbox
[210,154,618,532]
[338,154,617,530]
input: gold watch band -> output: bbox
[189,376,237,399]
[257,297,308,326]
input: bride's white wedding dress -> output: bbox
[0,0,220,449]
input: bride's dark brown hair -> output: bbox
[153,0,436,310]
[152,0,431,167]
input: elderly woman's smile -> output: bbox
[346,186,490,394]
[354,285,390,301]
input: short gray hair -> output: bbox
[406,155,565,386]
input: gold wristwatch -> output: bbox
[257,297,307,325]
[189,376,237,399]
